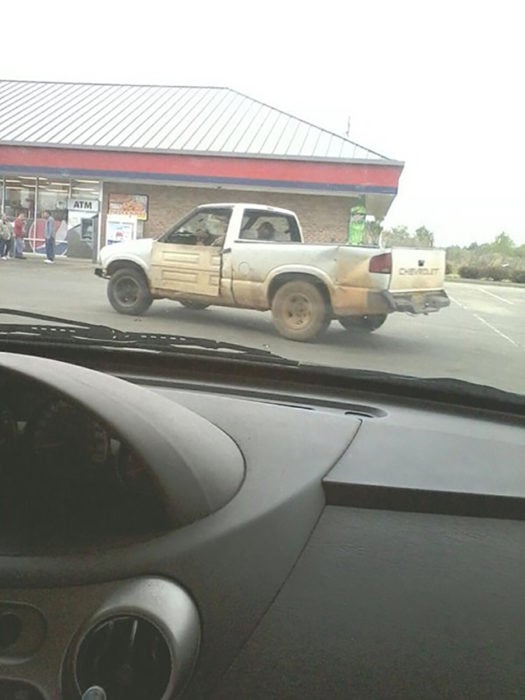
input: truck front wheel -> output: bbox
[271,280,330,341]
[107,268,153,315]
[338,314,387,332]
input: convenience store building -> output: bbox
[0,80,403,258]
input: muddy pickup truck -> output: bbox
[95,203,449,342]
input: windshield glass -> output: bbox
[0,1,523,397]
[159,208,231,246]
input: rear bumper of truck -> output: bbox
[383,289,450,314]
[332,286,450,317]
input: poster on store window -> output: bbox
[106,215,138,245]
[108,193,149,221]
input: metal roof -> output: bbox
[0,80,394,163]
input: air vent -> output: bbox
[76,616,172,700]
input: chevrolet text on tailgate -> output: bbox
[95,203,450,342]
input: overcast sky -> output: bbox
[3,0,523,246]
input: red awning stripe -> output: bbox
[0,146,403,189]
[0,163,397,194]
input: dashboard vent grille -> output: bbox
[76,615,172,700]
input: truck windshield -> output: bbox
[159,208,232,245]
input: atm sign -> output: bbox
[68,198,100,212]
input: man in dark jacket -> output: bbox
[44,210,56,263]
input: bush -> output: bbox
[511,269,525,284]
[483,265,508,281]
[445,262,453,275]
[459,264,513,281]
[458,265,481,279]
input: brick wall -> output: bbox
[102,183,359,244]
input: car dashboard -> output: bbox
[0,349,523,699]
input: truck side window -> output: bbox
[257,222,276,240]
[240,211,301,242]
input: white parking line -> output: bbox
[449,293,520,347]
[480,287,515,305]
[473,313,519,347]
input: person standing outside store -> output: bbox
[13,213,26,259]
[43,210,56,263]
[0,214,14,259]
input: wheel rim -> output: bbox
[115,277,140,306]
[282,292,314,329]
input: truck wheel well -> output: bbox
[268,273,331,308]
[107,260,147,280]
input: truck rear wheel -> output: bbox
[107,268,153,315]
[338,314,387,332]
[179,300,210,310]
[271,280,330,341]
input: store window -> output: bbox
[71,179,100,200]
[37,178,69,214]
[4,176,36,219]
[1,176,102,258]
[4,177,36,254]
[28,178,70,254]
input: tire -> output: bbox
[107,268,153,315]
[338,314,387,332]
[179,300,210,310]
[271,279,330,341]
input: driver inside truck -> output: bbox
[209,215,229,247]
[194,215,229,247]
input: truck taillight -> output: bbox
[369,252,392,274]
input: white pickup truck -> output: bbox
[95,203,449,342]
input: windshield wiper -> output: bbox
[0,308,298,365]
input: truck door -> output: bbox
[230,208,302,301]
[150,208,231,296]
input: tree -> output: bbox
[382,225,411,247]
[445,245,462,262]
[491,232,515,255]
[415,226,434,248]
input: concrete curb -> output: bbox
[9,254,96,269]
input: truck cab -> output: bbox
[149,204,302,301]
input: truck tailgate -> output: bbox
[389,248,446,291]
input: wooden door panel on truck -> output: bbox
[150,243,221,296]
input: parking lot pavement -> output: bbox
[445,282,525,347]
[1,257,524,394]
